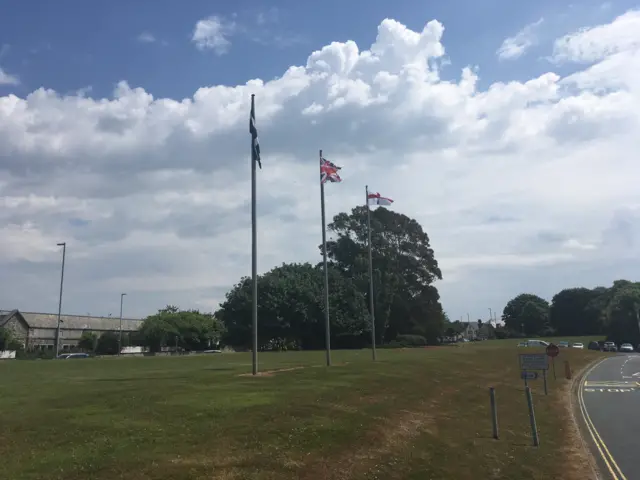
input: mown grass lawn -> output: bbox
[0,338,604,479]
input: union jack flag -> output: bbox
[320,157,342,184]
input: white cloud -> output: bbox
[497,18,544,60]
[137,32,156,43]
[1,14,640,321]
[192,15,236,54]
[552,10,640,63]
[0,67,19,85]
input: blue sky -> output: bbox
[1,0,633,100]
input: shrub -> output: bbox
[395,334,428,346]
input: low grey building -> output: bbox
[0,310,143,351]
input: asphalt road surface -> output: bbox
[579,354,640,480]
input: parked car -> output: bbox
[619,343,634,352]
[572,342,584,349]
[58,353,90,359]
[603,342,618,352]
[588,341,601,351]
[558,341,570,348]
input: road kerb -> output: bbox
[573,357,628,480]
[569,357,608,480]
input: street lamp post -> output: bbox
[55,242,66,358]
[118,293,126,356]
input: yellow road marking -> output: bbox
[579,358,628,480]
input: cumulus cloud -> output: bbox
[192,15,236,54]
[497,18,544,60]
[0,67,19,85]
[552,10,640,63]
[1,14,640,319]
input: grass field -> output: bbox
[0,338,604,480]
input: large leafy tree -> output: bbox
[323,206,444,343]
[503,293,550,335]
[549,288,602,335]
[139,306,224,353]
[217,263,369,350]
[606,283,640,344]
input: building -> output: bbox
[0,310,143,351]
[462,321,480,340]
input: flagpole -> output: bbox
[320,149,332,367]
[251,94,258,376]
[366,185,377,361]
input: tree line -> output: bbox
[2,207,447,357]
[501,279,640,344]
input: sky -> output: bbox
[1,0,640,322]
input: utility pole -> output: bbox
[55,242,66,358]
[118,293,126,356]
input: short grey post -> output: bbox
[543,368,548,395]
[525,386,539,447]
[489,387,499,439]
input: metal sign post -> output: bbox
[519,353,548,389]
[546,344,560,381]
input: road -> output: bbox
[579,354,640,480]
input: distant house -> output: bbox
[462,322,480,340]
[0,309,143,351]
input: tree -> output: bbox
[605,283,640,344]
[323,206,444,343]
[78,331,98,352]
[139,306,225,353]
[549,288,603,335]
[95,331,120,355]
[0,327,22,351]
[503,293,550,335]
[217,263,369,350]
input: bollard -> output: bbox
[525,386,539,447]
[543,369,548,395]
[489,387,499,439]
[564,360,572,380]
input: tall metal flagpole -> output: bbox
[55,242,66,358]
[320,149,332,367]
[251,94,259,375]
[118,293,126,356]
[366,186,377,361]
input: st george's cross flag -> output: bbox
[367,192,393,206]
[320,157,342,184]
[250,96,261,169]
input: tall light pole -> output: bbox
[55,242,66,358]
[118,293,126,356]
[488,307,492,322]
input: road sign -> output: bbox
[546,344,560,358]
[521,371,538,380]
[519,353,549,370]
